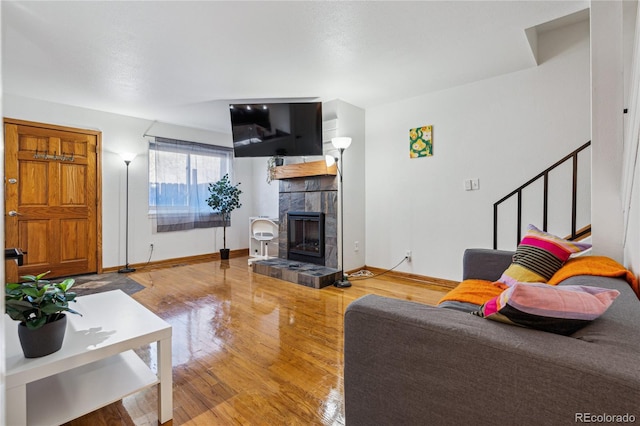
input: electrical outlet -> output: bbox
[149,243,154,250]
[405,250,412,262]
[354,241,359,252]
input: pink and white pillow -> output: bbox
[473,282,619,335]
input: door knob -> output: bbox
[8,211,22,217]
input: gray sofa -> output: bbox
[344,249,640,425]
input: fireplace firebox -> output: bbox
[287,212,325,265]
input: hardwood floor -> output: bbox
[64,257,450,425]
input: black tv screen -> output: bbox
[229,102,323,157]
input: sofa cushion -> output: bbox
[472,282,619,336]
[498,224,591,286]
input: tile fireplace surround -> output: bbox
[278,174,338,269]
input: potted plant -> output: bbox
[5,271,81,358]
[206,173,243,260]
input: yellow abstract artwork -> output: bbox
[409,125,433,158]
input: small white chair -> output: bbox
[251,219,278,261]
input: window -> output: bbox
[149,137,234,232]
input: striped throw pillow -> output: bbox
[498,224,591,287]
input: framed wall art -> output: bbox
[409,125,433,158]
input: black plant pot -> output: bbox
[18,314,67,358]
[220,248,230,260]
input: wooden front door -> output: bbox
[4,119,101,281]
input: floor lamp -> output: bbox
[119,153,136,273]
[330,137,352,288]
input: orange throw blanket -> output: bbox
[548,256,639,298]
[439,256,640,306]
[438,279,506,306]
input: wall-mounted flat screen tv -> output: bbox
[229,102,322,157]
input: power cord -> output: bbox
[349,270,375,278]
[133,244,155,271]
[347,256,409,280]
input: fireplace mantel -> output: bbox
[273,160,337,180]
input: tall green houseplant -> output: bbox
[206,174,242,259]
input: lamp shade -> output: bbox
[120,152,137,163]
[331,137,352,150]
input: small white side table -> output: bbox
[5,290,172,425]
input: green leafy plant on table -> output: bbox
[5,271,81,330]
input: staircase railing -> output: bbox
[493,141,592,249]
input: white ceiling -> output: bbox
[2,1,589,133]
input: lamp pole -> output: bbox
[331,137,352,288]
[119,153,136,273]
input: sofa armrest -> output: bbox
[344,294,640,426]
[462,248,514,280]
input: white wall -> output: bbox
[365,19,591,281]
[4,94,255,269]
[591,1,625,263]
[246,156,279,218]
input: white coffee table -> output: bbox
[4,290,172,426]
